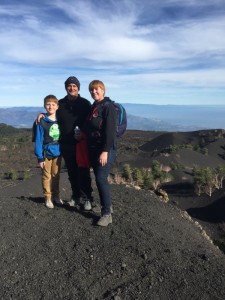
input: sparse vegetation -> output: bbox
[8,169,18,181]
[132,167,144,187]
[169,162,184,170]
[119,160,173,192]
[193,165,225,196]
[121,163,133,182]
[22,169,31,180]
[0,124,36,187]
[166,143,208,155]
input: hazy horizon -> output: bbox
[1,104,225,131]
[1,103,225,108]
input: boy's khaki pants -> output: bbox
[42,156,62,201]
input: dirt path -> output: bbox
[1,173,225,299]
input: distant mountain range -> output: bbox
[1,104,225,131]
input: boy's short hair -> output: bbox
[44,95,58,106]
[89,80,105,93]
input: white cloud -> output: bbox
[0,0,225,105]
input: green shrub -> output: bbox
[200,147,208,155]
[121,164,132,181]
[22,170,31,180]
[170,162,184,170]
[8,169,18,180]
[132,168,144,187]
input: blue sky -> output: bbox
[0,0,225,106]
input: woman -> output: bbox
[85,80,117,227]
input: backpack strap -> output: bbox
[100,98,114,118]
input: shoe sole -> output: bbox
[45,204,54,209]
[97,217,112,227]
[84,207,92,211]
[84,205,92,211]
[63,201,76,207]
[97,221,112,227]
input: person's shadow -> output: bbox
[16,195,100,224]
[17,195,43,204]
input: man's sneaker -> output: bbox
[65,199,76,207]
[64,196,80,207]
[53,198,64,205]
[84,200,92,211]
[110,206,113,214]
[97,214,112,227]
[45,199,54,209]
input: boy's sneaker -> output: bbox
[97,214,112,227]
[84,200,92,211]
[45,199,54,209]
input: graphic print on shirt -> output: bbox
[49,123,60,141]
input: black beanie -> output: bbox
[64,76,80,90]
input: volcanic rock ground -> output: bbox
[1,170,225,300]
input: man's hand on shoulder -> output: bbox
[36,113,45,123]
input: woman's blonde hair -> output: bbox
[89,80,105,93]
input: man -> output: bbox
[57,76,93,210]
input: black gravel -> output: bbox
[1,172,225,300]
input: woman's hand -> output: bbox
[99,151,108,166]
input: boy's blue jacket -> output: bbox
[34,114,61,163]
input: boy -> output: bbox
[34,95,62,208]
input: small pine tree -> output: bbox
[121,164,132,182]
[193,166,216,196]
[22,169,31,180]
[132,168,144,187]
[200,147,208,155]
[143,171,154,190]
[8,169,17,181]
[215,165,225,188]
[193,166,206,196]
[204,167,215,196]
[151,160,164,190]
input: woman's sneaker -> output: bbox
[64,196,79,207]
[45,199,54,209]
[97,214,112,227]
